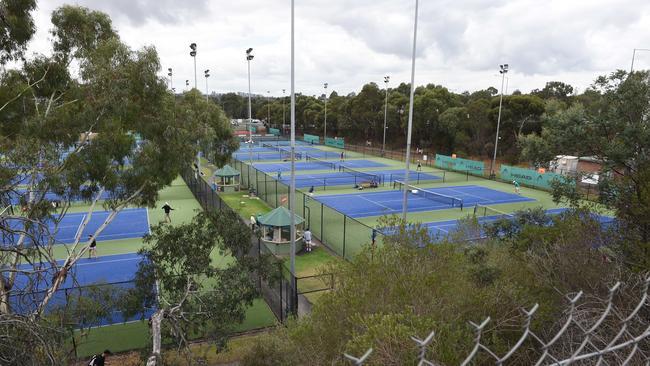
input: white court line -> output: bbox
[442,187,485,201]
[74,255,140,267]
[357,195,394,211]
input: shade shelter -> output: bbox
[212,164,240,192]
[257,206,305,255]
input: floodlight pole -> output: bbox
[267,90,271,126]
[382,76,390,153]
[489,64,508,179]
[631,48,650,73]
[189,43,197,89]
[167,68,173,90]
[401,0,419,221]
[246,48,254,163]
[290,0,297,281]
[204,70,210,101]
[282,89,286,130]
[323,83,328,140]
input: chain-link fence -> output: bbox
[181,169,299,322]
[232,159,383,261]
[344,276,650,365]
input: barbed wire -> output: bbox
[345,275,650,366]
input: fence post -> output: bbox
[320,203,324,245]
[343,215,347,259]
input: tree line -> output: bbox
[216,80,583,162]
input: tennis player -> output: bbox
[513,180,521,194]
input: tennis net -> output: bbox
[280,150,303,160]
[261,142,282,152]
[393,180,463,209]
[305,154,336,170]
[263,143,303,160]
[473,204,514,220]
[339,165,382,184]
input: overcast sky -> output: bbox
[25,0,650,96]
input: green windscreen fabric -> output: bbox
[500,164,573,190]
[434,154,484,176]
[325,137,344,149]
[303,134,320,144]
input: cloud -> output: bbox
[54,0,211,26]
[21,0,650,97]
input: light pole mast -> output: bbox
[382,75,390,153]
[167,68,173,90]
[246,48,254,163]
[267,90,271,127]
[290,0,297,285]
[631,48,650,73]
[204,69,210,101]
[282,89,286,132]
[401,0,419,221]
[323,83,328,140]
[490,64,509,179]
[189,43,197,89]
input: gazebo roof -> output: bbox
[257,206,304,227]
[212,164,240,178]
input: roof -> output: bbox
[257,206,304,227]
[212,164,240,177]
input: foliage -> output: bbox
[242,216,568,365]
[120,210,278,364]
[0,2,236,364]
[518,70,650,268]
[0,0,37,63]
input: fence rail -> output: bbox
[344,276,650,365]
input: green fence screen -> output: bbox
[269,128,280,136]
[303,134,320,144]
[499,164,572,190]
[325,137,344,149]
[434,154,485,176]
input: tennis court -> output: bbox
[253,159,388,173]
[233,151,303,161]
[423,207,614,240]
[315,185,535,218]
[235,146,319,153]
[11,253,155,326]
[9,188,112,205]
[273,169,441,188]
[3,208,150,245]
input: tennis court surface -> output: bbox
[273,169,441,188]
[421,208,615,241]
[235,146,319,153]
[315,185,535,218]
[11,253,155,326]
[3,208,150,245]
[253,159,388,173]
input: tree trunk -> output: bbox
[146,309,164,366]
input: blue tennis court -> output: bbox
[315,185,535,218]
[8,188,112,205]
[11,253,155,326]
[235,146,319,153]
[273,169,441,188]
[253,159,388,173]
[233,152,302,161]
[422,208,615,241]
[3,208,150,245]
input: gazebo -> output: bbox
[257,206,305,256]
[212,164,240,192]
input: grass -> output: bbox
[72,299,276,358]
[42,176,278,360]
[220,191,272,218]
